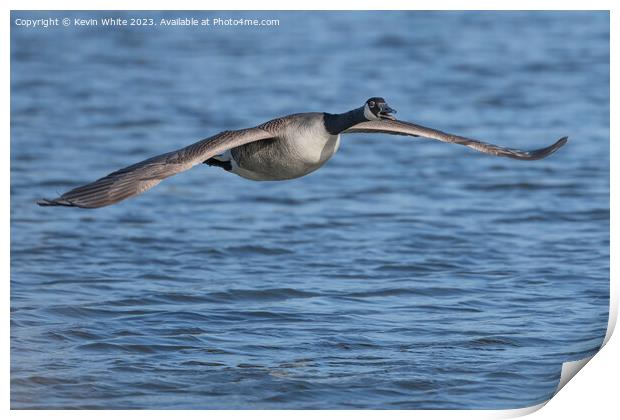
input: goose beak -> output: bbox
[379,104,397,120]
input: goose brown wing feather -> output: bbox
[38,127,273,208]
[344,119,567,160]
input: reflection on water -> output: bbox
[11,11,609,409]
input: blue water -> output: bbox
[11,11,609,409]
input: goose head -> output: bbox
[363,97,397,121]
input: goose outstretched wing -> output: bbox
[38,127,273,208]
[344,119,567,160]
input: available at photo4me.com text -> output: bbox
[13,15,281,29]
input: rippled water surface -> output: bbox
[11,11,609,409]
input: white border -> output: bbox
[4,1,616,419]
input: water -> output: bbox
[10,11,609,409]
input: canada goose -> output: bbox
[37,97,567,209]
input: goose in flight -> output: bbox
[38,97,567,209]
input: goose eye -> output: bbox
[368,101,375,108]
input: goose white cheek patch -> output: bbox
[363,103,379,120]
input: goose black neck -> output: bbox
[323,107,366,135]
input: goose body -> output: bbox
[225,113,341,181]
[38,97,568,209]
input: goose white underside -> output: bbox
[214,131,341,181]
